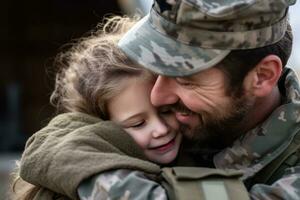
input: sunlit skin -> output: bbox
[108,78,182,164]
[150,56,283,147]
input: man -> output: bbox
[18,0,300,199]
[117,0,300,199]
[81,0,299,199]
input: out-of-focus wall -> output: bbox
[0,0,121,151]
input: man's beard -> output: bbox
[174,93,254,150]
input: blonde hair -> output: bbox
[11,15,151,200]
[10,161,38,200]
[51,15,150,119]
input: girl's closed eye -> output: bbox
[128,120,146,129]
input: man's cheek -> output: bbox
[176,113,201,139]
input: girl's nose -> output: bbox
[152,118,169,138]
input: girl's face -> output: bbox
[108,78,182,164]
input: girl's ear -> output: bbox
[243,55,282,97]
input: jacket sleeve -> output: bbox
[77,169,167,200]
[250,166,300,200]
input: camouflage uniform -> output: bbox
[78,68,300,199]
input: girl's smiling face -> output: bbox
[108,78,182,164]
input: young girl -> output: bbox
[51,19,182,166]
[13,16,183,200]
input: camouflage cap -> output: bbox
[118,0,296,77]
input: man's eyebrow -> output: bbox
[176,75,197,82]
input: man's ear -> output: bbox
[243,55,282,97]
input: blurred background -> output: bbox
[0,0,299,199]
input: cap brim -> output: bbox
[118,15,230,77]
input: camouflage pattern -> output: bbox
[78,169,167,200]
[152,0,288,48]
[118,0,296,77]
[78,68,300,199]
[118,16,230,77]
[250,166,300,199]
[213,68,300,179]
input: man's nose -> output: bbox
[151,76,179,107]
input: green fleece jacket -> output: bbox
[19,112,160,200]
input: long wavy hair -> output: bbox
[10,15,150,200]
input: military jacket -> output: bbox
[78,68,300,200]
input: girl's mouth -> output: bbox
[152,137,176,153]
